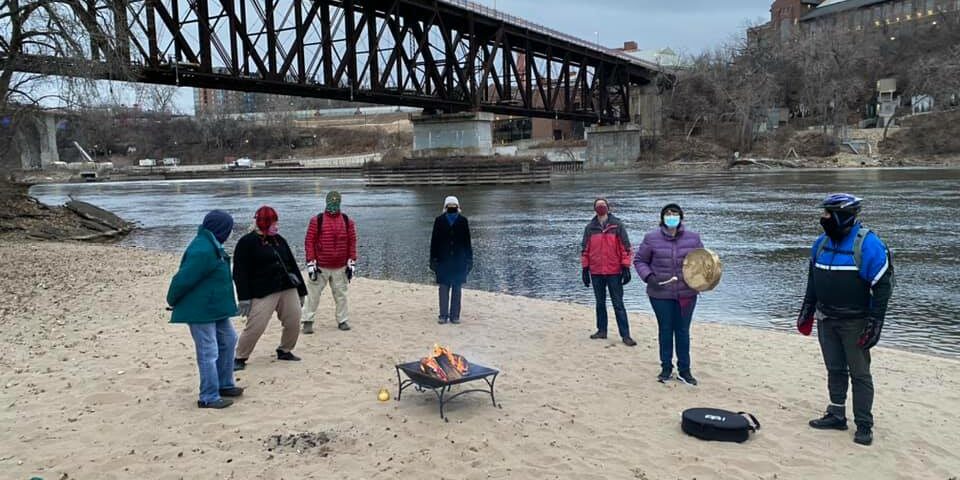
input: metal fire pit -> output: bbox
[395,361,501,421]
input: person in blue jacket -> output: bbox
[166,210,244,409]
[797,194,894,446]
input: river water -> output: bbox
[31,168,960,357]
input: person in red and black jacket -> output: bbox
[301,191,358,333]
[233,206,307,371]
[581,197,636,346]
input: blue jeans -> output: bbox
[649,297,697,372]
[189,319,238,404]
[592,274,630,339]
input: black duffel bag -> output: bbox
[681,408,760,443]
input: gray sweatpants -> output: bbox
[817,317,874,428]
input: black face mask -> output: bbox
[446,207,459,214]
[820,216,847,242]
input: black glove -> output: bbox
[858,316,883,349]
[620,266,632,286]
[797,303,816,336]
[429,258,437,272]
[582,267,591,287]
[237,300,252,317]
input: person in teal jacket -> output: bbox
[167,210,244,409]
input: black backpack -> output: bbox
[317,212,349,231]
[681,408,760,443]
[316,212,354,280]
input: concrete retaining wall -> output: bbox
[585,124,642,168]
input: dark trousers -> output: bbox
[438,283,462,321]
[818,317,874,428]
[592,274,630,339]
[649,297,697,372]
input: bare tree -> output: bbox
[1,0,135,170]
[131,84,180,113]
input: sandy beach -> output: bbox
[1,241,958,480]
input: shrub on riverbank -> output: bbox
[880,109,960,157]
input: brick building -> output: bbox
[749,0,960,45]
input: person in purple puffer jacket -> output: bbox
[634,203,704,386]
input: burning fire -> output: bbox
[420,344,470,381]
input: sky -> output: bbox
[104,0,775,114]
[478,0,770,54]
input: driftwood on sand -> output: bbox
[0,189,135,242]
[728,158,801,169]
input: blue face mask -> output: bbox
[664,215,681,228]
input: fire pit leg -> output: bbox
[395,366,415,401]
[437,385,450,422]
[485,373,499,408]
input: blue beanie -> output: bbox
[202,210,234,243]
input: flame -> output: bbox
[420,356,448,381]
[419,344,470,380]
[432,344,469,375]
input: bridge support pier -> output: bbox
[13,115,60,170]
[585,123,643,168]
[411,112,494,157]
[630,84,663,135]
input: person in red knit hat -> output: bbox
[232,206,307,370]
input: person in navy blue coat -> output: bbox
[797,194,894,446]
[429,196,473,325]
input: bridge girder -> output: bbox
[2,0,661,123]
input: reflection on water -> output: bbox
[31,169,960,357]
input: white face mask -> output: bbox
[664,215,681,228]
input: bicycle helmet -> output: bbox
[821,193,861,226]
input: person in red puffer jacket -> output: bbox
[581,197,636,347]
[301,191,357,333]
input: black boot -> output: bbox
[854,425,873,445]
[590,331,607,340]
[809,406,848,430]
[657,367,673,383]
[219,387,244,397]
[198,398,233,409]
[276,349,301,361]
[233,358,247,371]
[678,370,698,386]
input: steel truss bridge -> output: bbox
[2,0,664,123]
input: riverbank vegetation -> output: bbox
[655,12,960,164]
